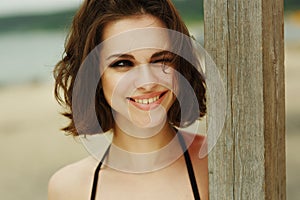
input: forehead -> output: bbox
[101,15,171,57]
[102,14,167,40]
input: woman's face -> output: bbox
[100,15,177,131]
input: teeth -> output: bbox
[148,98,154,104]
[133,95,160,104]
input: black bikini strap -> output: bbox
[90,145,111,200]
[177,132,201,200]
[90,132,201,200]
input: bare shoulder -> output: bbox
[179,131,207,169]
[180,131,207,158]
[180,131,209,200]
[48,156,98,200]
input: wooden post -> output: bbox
[203,0,286,199]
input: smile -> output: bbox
[133,95,160,104]
[127,91,168,110]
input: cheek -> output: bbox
[101,71,132,106]
[158,69,178,95]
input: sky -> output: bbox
[0,0,83,17]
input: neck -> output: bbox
[107,122,185,173]
[112,121,176,153]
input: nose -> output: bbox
[134,64,159,91]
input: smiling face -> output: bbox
[100,15,177,132]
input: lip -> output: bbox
[128,90,168,100]
[127,90,168,111]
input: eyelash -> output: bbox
[109,60,134,68]
[109,57,174,68]
[152,58,173,64]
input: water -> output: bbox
[0,21,299,86]
[0,31,66,85]
[285,21,300,42]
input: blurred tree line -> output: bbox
[0,0,299,34]
[285,0,300,11]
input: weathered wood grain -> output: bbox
[203,0,286,199]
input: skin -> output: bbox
[48,14,209,200]
[100,14,176,152]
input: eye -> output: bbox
[151,57,175,71]
[109,60,134,68]
[152,58,173,64]
[151,52,176,66]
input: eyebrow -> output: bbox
[150,50,173,59]
[106,50,173,61]
[106,54,134,61]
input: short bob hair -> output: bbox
[54,0,206,136]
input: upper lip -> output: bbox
[127,90,168,100]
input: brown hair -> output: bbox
[54,0,206,136]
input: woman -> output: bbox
[49,0,208,199]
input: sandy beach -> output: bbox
[0,83,88,199]
[285,40,300,200]
[0,32,299,200]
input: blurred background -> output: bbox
[0,0,299,199]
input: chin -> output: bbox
[129,104,168,129]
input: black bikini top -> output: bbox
[90,132,201,200]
